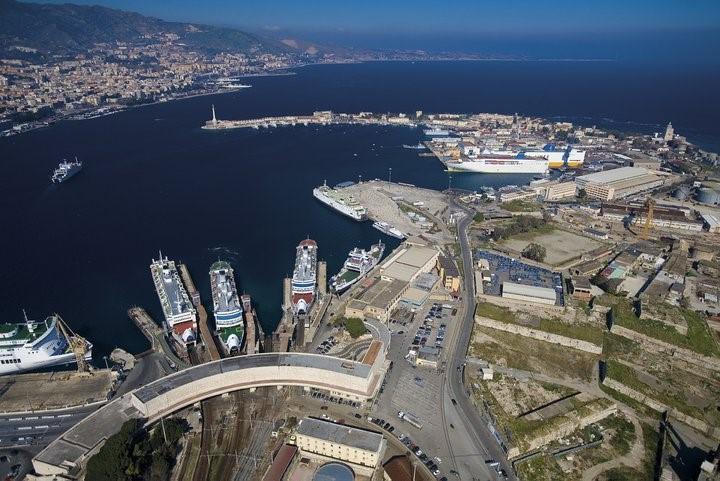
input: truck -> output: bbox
[400,412,423,430]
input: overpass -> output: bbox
[32,351,387,478]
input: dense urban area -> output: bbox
[2,2,720,481]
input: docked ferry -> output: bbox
[330,242,385,293]
[209,261,245,355]
[372,221,405,239]
[446,145,585,174]
[313,182,367,221]
[0,314,93,375]
[292,239,318,314]
[150,253,198,345]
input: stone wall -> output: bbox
[610,324,720,372]
[507,401,617,459]
[475,316,603,354]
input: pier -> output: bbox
[202,109,420,131]
[178,263,221,362]
[127,307,189,368]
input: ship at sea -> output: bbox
[313,181,367,221]
[402,142,426,150]
[291,239,318,314]
[445,146,585,174]
[330,242,385,293]
[372,221,405,239]
[0,313,93,375]
[51,158,83,183]
[209,261,244,355]
[150,253,198,345]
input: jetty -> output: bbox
[127,307,189,368]
[178,264,221,362]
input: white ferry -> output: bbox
[150,253,198,345]
[313,182,367,221]
[292,239,318,314]
[0,314,93,375]
[209,261,245,355]
[330,242,385,293]
[372,221,405,239]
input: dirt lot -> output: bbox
[502,230,605,266]
[343,180,453,242]
[0,370,115,411]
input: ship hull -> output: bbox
[446,161,549,174]
[313,188,366,221]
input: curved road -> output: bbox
[444,202,516,480]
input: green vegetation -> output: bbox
[492,215,554,242]
[612,300,719,357]
[475,302,604,346]
[342,317,368,338]
[502,199,541,212]
[86,418,187,481]
[602,423,659,481]
[516,454,566,481]
[473,212,485,223]
[522,242,547,262]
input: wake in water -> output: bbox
[207,246,240,261]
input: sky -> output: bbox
[32,0,720,61]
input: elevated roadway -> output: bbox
[32,351,386,478]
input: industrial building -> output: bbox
[569,277,593,301]
[437,256,461,292]
[601,203,704,231]
[294,417,386,469]
[346,244,439,322]
[702,213,720,234]
[543,181,577,201]
[415,346,440,368]
[501,282,558,305]
[575,167,664,201]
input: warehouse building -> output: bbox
[380,245,440,283]
[543,181,577,201]
[575,167,664,201]
[294,417,386,469]
[501,282,558,305]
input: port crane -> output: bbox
[56,315,91,372]
[640,198,656,240]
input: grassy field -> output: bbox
[502,199,542,212]
[475,302,604,346]
[612,300,720,357]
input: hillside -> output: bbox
[0,0,291,59]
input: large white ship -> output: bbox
[447,145,585,174]
[292,239,318,314]
[330,242,385,293]
[209,261,244,355]
[150,253,198,345]
[0,314,93,375]
[313,182,367,221]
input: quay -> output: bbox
[202,108,421,131]
[178,263,221,362]
[127,307,189,368]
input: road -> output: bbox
[0,405,99,449]
[443,202,516,481]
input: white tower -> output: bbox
[664,122,674,142]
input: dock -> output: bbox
[178,264,221,362]
[127,307,189,368]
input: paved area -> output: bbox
[0,405,99,449]
[0,370,114,413]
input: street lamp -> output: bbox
[102,355,109,370]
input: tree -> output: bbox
[522,243,547,262]
[473,212,485,223]
[577,188,587,200]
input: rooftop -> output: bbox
[296,417,384,453]
[502,281,557,300]
[577,167,652,185]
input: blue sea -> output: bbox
[0,60,718,359]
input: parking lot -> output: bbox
[476,250,565,306]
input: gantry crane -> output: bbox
[56,314,91,372]
[640,197,655,240]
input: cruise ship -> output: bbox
[150,253,198,345]
[209,261,244,355]
[292,239,318,314]
[372,221,405,239]
[51,158,83,183]
[330,242,385,293]
[0,314,93,375]
[313,182,367,221]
